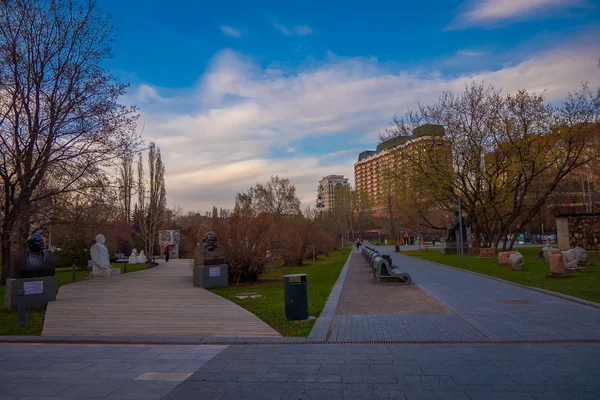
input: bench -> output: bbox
[372,255,412,284]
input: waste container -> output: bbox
[283,274,308,321]
[395,245,400,252]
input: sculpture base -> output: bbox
[193,265,228,289]
[440,242,471,255]
[92,267,121,278]
[5,277,57,310]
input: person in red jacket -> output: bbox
[163,243,172,262]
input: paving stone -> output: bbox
[220,388,285,400]
[288,374,341,383]
[106,384,176,399]
[302,389,343,400]
[58,383,121,397]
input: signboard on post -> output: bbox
[23,281,44,295]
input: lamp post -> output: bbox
[457,197,464,266]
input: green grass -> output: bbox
[210,247,352,337]
[401,247,600,303]
[0,263,148,336]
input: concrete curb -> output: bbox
[307,249,354,341]
[397,251,600,310]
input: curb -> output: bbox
[307,249,354,341]
[396,251,600,310]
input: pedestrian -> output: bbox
[163,243,172,262]
[356,240,361,252]
[432,238,436,247]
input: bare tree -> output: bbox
[118,153,135,222]
[134,143,166,256]
[235,175,301,218]
[0,0,140,283]
[384,82,600,251]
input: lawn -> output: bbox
[0,263,148,336]
[401,247,600,303]
[210,247,352,337]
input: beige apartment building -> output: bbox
[354,124,450,215]
[317,175,350,212]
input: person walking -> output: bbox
[163,243,172,262]
[356,239,361,252]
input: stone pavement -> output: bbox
[165,342,600,400]
[329,248,600,341]
[0,343,227,400]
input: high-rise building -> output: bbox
[354,124,450,214]
[317,175,350,212]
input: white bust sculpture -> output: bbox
[90,234,120,277]
[129,249,138,264]
[138,250,147,264]
[90,234,113,270]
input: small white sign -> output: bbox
[209,267,221,277]
[23,281,44,295]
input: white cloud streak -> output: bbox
[275,23,313,36]
[220,25,243,38]
[130,41,600,212]
[454,0,582,27]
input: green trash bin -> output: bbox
[283,274,308,321]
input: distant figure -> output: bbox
[163,243,172,262]
[432,238,436,247]
[356,240,361,252]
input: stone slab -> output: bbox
[5,276,57,310]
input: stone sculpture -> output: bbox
[193,231,228,289]
[509,252,524,270]
[498,251,518,266]
[573,247,589,266]
[128,249,138,265]
[541,243,552,262]
[549,248,566,276]
[479,248,497,258]
[5,233,57,310]
[90,234,120,277]
[8,233,56,279]
[561,249,579,270]
[138,250,147,264]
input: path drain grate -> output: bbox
[500,299,534,305]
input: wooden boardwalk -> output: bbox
[42,259,280,337]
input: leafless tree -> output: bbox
[118,153,135,222]
[0,0,140,283]
[235,175,301,218]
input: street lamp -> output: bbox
[453,197,465,266]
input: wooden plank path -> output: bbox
[42,259,280,337]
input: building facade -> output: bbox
[317,175,350,212]
[354,124,450,215]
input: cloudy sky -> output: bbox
[100,0,600,212]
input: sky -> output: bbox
[99,0,600,212]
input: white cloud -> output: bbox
[453,0,582,27]
[456,49,487,57]
[275,23,312,36]
[220,25,243,38]
[133,41,600,212]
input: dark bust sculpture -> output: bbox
[446,211,467,243]
[194,231,224,266]
[9,233,56,279]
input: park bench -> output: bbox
[372,255,412,284]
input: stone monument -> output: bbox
[498,251,518,266]
[440,210,470,255]
[193,231,228,289]
[159,230,181,259]
[138,250,147,264]
[540,243,552,262]
[509,252,524,270]
[90,234,121,278]
[5,233,57,310]
[561,247,590,272]
[479,248,497,258]
[549,248,566,276]
[128,249,138,264]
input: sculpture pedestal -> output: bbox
[5,276,57,310]
[92,266,121,278]
[193,265,228,289]
[440,242,471,255]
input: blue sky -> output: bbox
[100,0,600,211]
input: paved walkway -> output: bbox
[42,259,280,338]
[2,342,599,400]
[329,247,600,342]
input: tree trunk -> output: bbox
[1,229,12,285]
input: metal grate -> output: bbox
[500,299,534,305]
